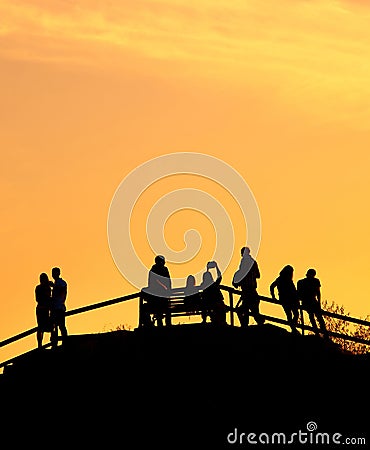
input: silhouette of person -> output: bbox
[200,261,227,325]
[232,247,265,327]
[50,267,68,348]
[297,269,329,339]
[35,272,53,348]
[145,255,172,327]
[270,265,300,334]
[183,275,201,314]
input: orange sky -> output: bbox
[1,0,370,362]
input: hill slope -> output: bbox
[1,323,369,448]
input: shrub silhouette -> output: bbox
[321,299,370,355]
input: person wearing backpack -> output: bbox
[142,255,172,327]
[232,247,265,327]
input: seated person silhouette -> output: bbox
[142,255,172,327]
[183,275,202,314]
[200,261,227,325]
[297,269,329,339]
[270,265,300,334]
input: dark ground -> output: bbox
[1,323,369,449]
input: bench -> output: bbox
[138,289,210,327]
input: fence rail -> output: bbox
[0,292,141,349]
[0,286,369,370]
[221,285,370,346]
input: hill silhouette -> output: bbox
[0,323,369,448]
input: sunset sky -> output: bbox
[1,0,370,362]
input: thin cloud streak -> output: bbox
[1,0,370,127]
[1,1,369,66]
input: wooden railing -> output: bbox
[221,285,370,346]
[1,286,369,370]
[0,292,140,370]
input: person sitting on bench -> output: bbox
[200,261,227,325]
[183,275,202,314]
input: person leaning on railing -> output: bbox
[297,269,329,340]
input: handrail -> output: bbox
[0,342,53,370]
[65,292,140,317]
[0,326,38,349]
[221,285,370,329]
[220,285,370,346]
[1,286,369,370]
[0,292,141,370]
[0,292,140,349]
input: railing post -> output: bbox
[138,293,143,328]
[300,304,305,336]
[165,297,172,327]
[228,291,234,327]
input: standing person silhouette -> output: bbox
[146,255,172,327]
[35,272,53,348]
[50,267,68,348]
[232,247,265,327]
[297,269,329,339]
[270,265,300,334]
[200,261,227,325]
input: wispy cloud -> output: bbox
[1,0,370,126]
[1,1,369,65]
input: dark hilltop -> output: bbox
[1,323,369,449]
